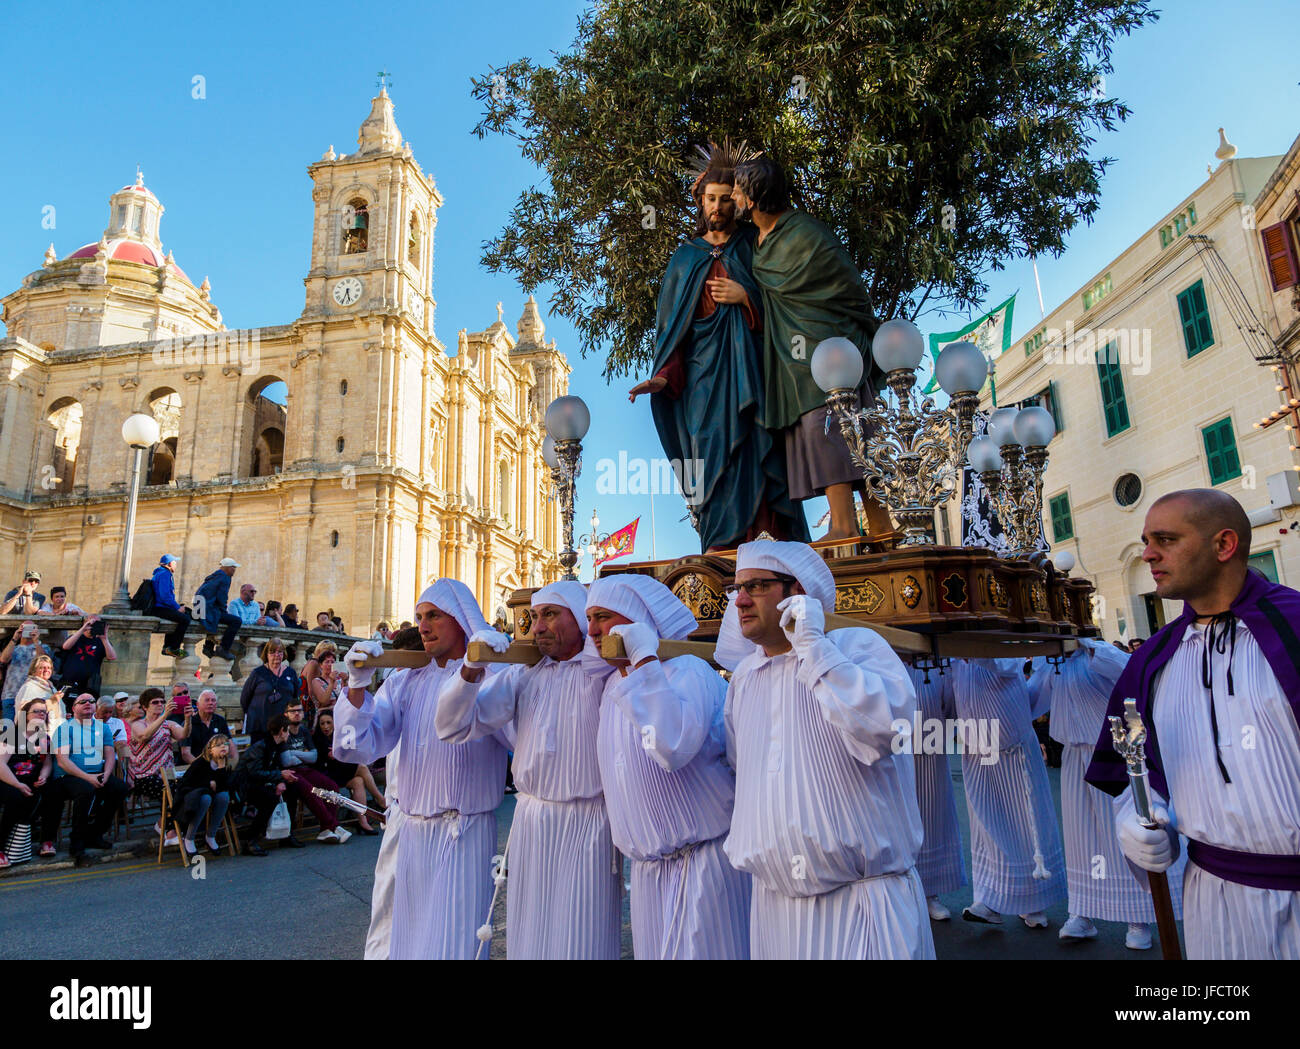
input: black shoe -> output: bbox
[73,853,93,868]
[279,835,305,849]
[213,647,237,661]
[356,825,379,836]
[242,841,268,857]
[83,836,112,851]
[202,639,215,657]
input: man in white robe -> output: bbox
[436,581,623,959]
[1029,640,1185,950]
[718,540,934,960]
[951,657,1066,929]
[1089,489,1300,960]
[338,579,508,960]
[905,659,967,921]
[585,574,751,958]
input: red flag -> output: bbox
[594,518,639,569]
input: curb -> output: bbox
[0,838,156,880]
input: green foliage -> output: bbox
[472,0,1158,379]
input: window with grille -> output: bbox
[1096,345,1130,436]
[1114,473,1143,507]
[1177,280,1214,357]
[1201,417,1241,485]
[1049,493,1074,542]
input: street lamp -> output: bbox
[578,508,611,580]
[103,413,161,613]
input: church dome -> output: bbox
[64,239,191,281]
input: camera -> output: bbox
[89,619,107,638]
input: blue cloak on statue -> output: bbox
[649,227,808,551]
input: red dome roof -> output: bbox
[118,183,159,201]
[65,239,190,282]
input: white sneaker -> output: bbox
[1125,923,1153,950]
[182,838,197,856]
[1020,911,1049,928]
[961,902,1003,924]
[334,827,352,844]
[1059,914,1098,940]
[927,896,951,921]
[317,829,340,843]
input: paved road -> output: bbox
[0,762,1174,960]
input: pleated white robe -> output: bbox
[364,741,403,960]
[437,655,622,960]
[724,628,935,959]
[1150,622,1300,960]
[951,659,1066,915]
[597,655,751,959]
[907,665,967,897]
[1029,649,1185,923]
[335,662,507,960]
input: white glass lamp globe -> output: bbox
[1013,405,1057,448]
[541,435,559,469]
[811,337,864,393]
[121,413,161,448]
[966,435,1004,473]
[1052,550,1076,574]
[544,396,591,442]
[871,319,925,374]
[986,406,1021,447]
[935,341,990,395]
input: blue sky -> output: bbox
[2,0,1294,576]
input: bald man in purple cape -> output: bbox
[1085,489,1300,959]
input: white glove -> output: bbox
[343,640,385,690]
[1115,805,1179,873]
[609,622,659,665]
[777,595,825,658]
[466,629,511,669]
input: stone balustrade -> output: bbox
[1,613,384,723]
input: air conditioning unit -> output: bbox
[1267,470,1300,510]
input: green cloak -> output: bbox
[751,210,879,430]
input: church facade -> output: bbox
[0,89,566,630]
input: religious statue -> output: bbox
[630,141,809,552]
[731,156,893,542]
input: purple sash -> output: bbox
[1187,839,1300,892]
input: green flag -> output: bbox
[920,293,1016,403]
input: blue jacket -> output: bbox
[194,569,232,631]
[151,565,181,612]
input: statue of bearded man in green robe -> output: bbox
[731,156,893,542]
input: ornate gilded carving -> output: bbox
[671,572,727,621]
[899,574,922,610]
[987,573,1009,608]
[834,579,886,615]
[941,573,968,609]
[516,607,533,637]
[1030,581,1049,614]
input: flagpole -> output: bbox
[650,490,657,560]
[1032,258,1046,321]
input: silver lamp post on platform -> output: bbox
[811,322,989,546]
[578,508,611,580]
[103,412,161,614]
[544,395,591,581]
[966,403,1058,558]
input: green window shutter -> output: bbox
[1096,346,1130,436]
[1178,280,1214,357]
[1047,379,1064,432]
[1202,418,1242,485]
[1049,493,1074,543]
[1248,551,1279,583]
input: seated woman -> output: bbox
[240,638,300,739]
[312,710,383,834]
[302,641,338,721]
[127,688,189,846]
[14,655,67,733]
[0,698,60,865]
[174,734,232,856]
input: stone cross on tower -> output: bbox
[497,301,504,324]
[376,70,392,91]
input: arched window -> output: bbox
[408,212,421,266]
[146,388,182,485]
[243,379,288,478]
[342,197,368,254]
[45,398,83,494]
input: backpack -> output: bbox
[129,578,156,614]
